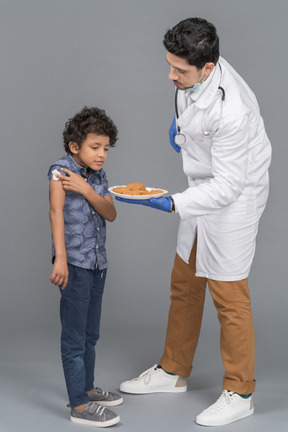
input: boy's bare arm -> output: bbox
[56,168,117,222]
[49,179,69,289]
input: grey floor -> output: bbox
[1,327,287,432]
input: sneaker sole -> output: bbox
[119,385,187,394]
[70,414,120,427]
[95,396,124,407]
[196,408,254,426]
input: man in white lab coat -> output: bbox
[116,18,272,426]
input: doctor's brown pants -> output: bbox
[160,238,256,394]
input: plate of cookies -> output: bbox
[109,182,168,200]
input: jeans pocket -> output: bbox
[59,264,76,294]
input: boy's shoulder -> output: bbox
[47,155,108,184]
[47,154,76,179]
[48,154,72,170]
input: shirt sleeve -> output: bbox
[47,164,69,181]
[101,170,111,196]
[172,114,250,219]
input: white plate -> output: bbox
[109,185,168,200]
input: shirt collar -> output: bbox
[67,154,102,178]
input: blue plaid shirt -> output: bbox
[48,154,110,270]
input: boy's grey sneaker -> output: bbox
[70,401,120,427]
[89,387,123,407]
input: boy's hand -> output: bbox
[50,257,69,289]
[56,168,90,195]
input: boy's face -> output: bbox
[69,133,110,171]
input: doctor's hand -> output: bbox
[115,196,172,212]
[169,116,181,153]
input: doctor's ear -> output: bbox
[69,141,80,154]
[204,62,215,76]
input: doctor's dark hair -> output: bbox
[163,17,219,69]
[63,106,118,154]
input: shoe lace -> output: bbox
[134,364,159,384]
[209,390,236,413]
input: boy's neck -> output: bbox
[71,154,89,176]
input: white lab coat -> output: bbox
[172,57,272,281]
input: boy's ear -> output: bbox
[69,141,80,154]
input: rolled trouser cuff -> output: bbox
[223,377,256,394]
[160,353,192,378]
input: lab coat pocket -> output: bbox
[192,134,213,148]
[182,134,212,162]
[175,136,191,152]
[179,134,196,151]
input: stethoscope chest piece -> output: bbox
[174,133,186,145]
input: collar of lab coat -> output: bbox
[192,60,222,109]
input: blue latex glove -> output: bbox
[115,196,172,212]
[169,115,181,153]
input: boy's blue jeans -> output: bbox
[59,263,107,408]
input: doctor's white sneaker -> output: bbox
[196,390,254,426]
[119,364,187,394]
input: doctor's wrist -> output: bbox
[169,196,175,213]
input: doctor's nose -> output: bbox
[168,68,179,81]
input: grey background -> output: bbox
[0,0,287,431]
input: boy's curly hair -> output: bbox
[63,106,118,154]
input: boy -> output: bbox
[48,106,122,427]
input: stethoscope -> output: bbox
[174,74,226,145]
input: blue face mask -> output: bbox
[187,82,203,92]
[187,69,206,92]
